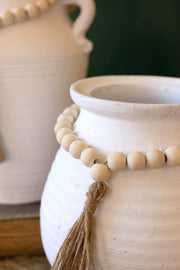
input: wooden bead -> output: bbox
[25,3,39,18]
[0,18,3,27]
[146,149,165,169]
[81,148,101,167]
[54,121,71,134]
[91,164,111,182]
[63,107,79,119]
[127,151,146,170]
[56,127,72,144]
[12,8,27,22]
[36,0,50,11]
[61,134,77,151]
[165,146,180,167]
[71,103,80,112]
[108,152,127,171]
[69,140,88,159]
[57,113,74,124]
[48,0,59,5]
[0,11,14,26]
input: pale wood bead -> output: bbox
[36,0,50,11]
[25,3,39,18]
[57,113,74,124]
[146,149,165,169]
[63,107,79,119]
[127,151,146,170]
[81,148,102,167]
[54,121,71,134]
[69,140,88,159]
[91,164,111,182]
[108,152,127,171]
[12,8,27,22]
[56,127,72,144]
[71,103,80,112]
[61,133,77,151]
[48,0,59,5]
[165,146,180,167]
[0,11,14,26]
[80,148,106,167]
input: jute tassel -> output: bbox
[51,181,108,270]
[0,145,5,163]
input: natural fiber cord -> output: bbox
[51,181,108,270]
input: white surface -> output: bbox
[0,0,95,204]
[41,76,180,269]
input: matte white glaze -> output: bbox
[41,76,180,269]
[0,0,95,204]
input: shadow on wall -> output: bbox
[82,0,180,77]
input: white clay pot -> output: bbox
[0,0,95,204]
[40,75,180,269]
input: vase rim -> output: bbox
[70,75,180,118]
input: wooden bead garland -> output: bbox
[108,152,126,171]
[63,107,79,119]
[61,133,77,151]
[53,104,180,270]
[56,127,72,144]
[0,0,61,28]
[54,121,71,134]
[165,146,180,166]
[146,149,165,169]
[0,11,14,26]
[91,163,111,182]
[69,140,88,159]
[80,148,105,167]
[55,104,180,182]
[71,103,80,112]
[57,113,74,124]
[127,151,146,170]
[13,8,27,22]
[36,0,50,11]
[25,3,39,18]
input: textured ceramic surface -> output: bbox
[0,0,95,204]
[41,76,180,269]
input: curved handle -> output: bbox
[60,0,96,53]
[0,145,5,163]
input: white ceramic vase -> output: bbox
[0,0,95,204]
[41,75,180,269]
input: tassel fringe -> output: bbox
[51,181,108,270]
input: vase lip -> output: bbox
[70,75,180,118]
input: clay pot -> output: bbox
[41,76,180,269]
[0,0,95,204]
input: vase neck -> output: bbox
[70,75,180,120]
[76,107,180,154]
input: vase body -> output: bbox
[41,75,180,269]
[0,0,95,204]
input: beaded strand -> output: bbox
[0,0,60,27]
[55,104,180,182]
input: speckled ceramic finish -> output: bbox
[0,0,95,204]
[40,76,180,269]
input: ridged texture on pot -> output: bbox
[41,151,180,269]
[40,76,180,269]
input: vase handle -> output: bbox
[0,145,5,163]
[60,0,96,53]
